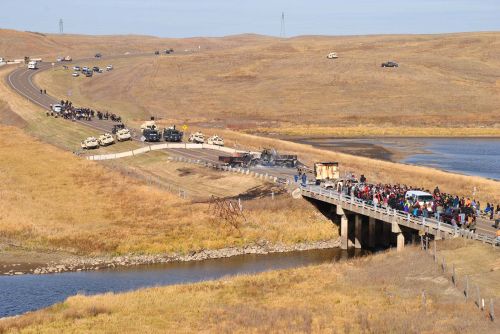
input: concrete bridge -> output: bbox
[301,185,497,251]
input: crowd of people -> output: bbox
[46,99,122,123]
[333,175,499,233]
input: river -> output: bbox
[296,137,500,180]
[0,248,364,318]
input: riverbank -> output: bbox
[249,126,500,138]
[287,136,500,180]
[2,241,497,333]
[0,239,340,276]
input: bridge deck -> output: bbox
[301,185,497,246]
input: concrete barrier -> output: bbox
[185,143,203,149]
[86,142,257,161]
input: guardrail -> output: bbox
[85,143,260,161]
[301,186,498,246]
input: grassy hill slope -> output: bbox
[31,31,500,132]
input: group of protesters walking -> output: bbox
[334,176,498,233]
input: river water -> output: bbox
[0,248,364,318]
[298,137,500,180]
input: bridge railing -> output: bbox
[303,186,497,246]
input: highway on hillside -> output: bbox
[5,55,298,179]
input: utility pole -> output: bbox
[280,12,285,38]
[59,19,64,34]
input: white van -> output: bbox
[405,190,434,210]
[51,104,62,113]
[27,61,38,70]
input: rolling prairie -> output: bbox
[29,31,500,134]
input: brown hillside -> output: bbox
[32,31,500,130]
[0,29,272,60]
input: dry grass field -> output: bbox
[31,31,500,135]
[0,124,336,256]
[0,29,268,61]
[1,246,497,333]
[2,57,499,205]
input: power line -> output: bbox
[280,12,285,38]
[59,19,64,34]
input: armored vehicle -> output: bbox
[140,120,159,133]
[188,132,204,144]
[98,133,115,146]
[163,126,183,142]
[81,137,99,149]
[207,135,224,146]
[143,128,161,142]
[115,128,131,142]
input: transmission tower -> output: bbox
[280,12,285,38]
[59,19,64,34]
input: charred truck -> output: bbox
[259,148,298,168]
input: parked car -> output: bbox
[84,70,93,77]
[95,53,102,58]
[106,65,113,71]
[51,104,62,113]
[381,61,399,68]
[92,66,100,72]
[327,52,338,59]
[154,50,160,55]
[73,66,81,71]
[72,72,79,77]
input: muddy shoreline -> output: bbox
[0,239,341,276]
[275,135,434,162]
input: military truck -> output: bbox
[188,132,204,144]
[98,133,115,146]
[115,128,132,142]
[163,126,183,142]
[81,137,99,149]
[207,135,224,146]
[143,128,161,142]
[140,120,159,133]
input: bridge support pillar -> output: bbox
[382,222,392,247]
[396,233,405,252]
[340,214,348,250]
[354,215,362,249]
[336,206,350,250]
[368,217,376,248]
